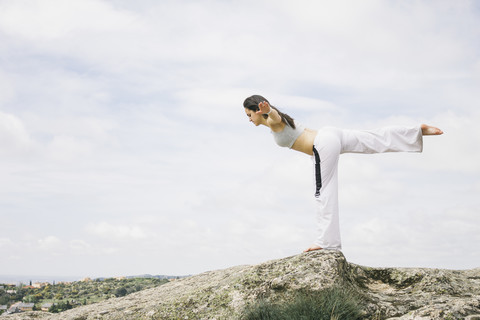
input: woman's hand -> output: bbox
[256,101,271,114]
[257,101,282,128]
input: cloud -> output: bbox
[0,238,13,247]
[0,111,36,157]
[344,205,480,269]
[37,235,62,250]
[68,239,119,256]
[69,239,92,252]
[274,0,478,86]
[0,0,141,40]
[425,111,480,173]
[86,222,149,241]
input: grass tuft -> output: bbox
[241,286,364,320]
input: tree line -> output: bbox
[0,277,170,314]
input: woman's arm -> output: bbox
[257,101,283,128]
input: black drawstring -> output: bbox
[313,146,322,197]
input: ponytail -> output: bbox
[268,106,296,129]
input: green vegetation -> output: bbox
[241,287,365,320]
[0,277,169,314]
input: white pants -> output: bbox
[311,126,423,250]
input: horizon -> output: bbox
[1,250,477,285]
[0,273,189,285]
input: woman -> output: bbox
[243,94,443,253]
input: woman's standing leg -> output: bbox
[310,127,343,251]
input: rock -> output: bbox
[350,264,480,319]
[3,250,479,319]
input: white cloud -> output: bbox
[68,239,119,257]
[0,111,36,157]
[37,235,62,250]
[69,239,92,252]
[343,205,480,269]
[86,222,149,241]
[0,238,13,247]
[273,0,477,88]
[424,112,480,173]
[347,218,402,247]
[0,0,141,40]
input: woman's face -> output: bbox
[244,108,262,126]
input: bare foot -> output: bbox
[421,124,443,135]
[303,245,323,252]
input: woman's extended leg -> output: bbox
[339,125,424,154]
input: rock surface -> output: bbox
[3,250,479,319]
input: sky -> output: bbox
[0,0,479,279]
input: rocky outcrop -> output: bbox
[351,264,480,319]
[3,250,480,319]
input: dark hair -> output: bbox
[243,95,296,129]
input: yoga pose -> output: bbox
[243,95,443,253]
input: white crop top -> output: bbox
[271,121,305,148]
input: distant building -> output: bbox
[19,303,35,312]
[41,303,54,311]
[32,282,49,288]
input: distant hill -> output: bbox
[0,275,81,285]
[126,274,191,280]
